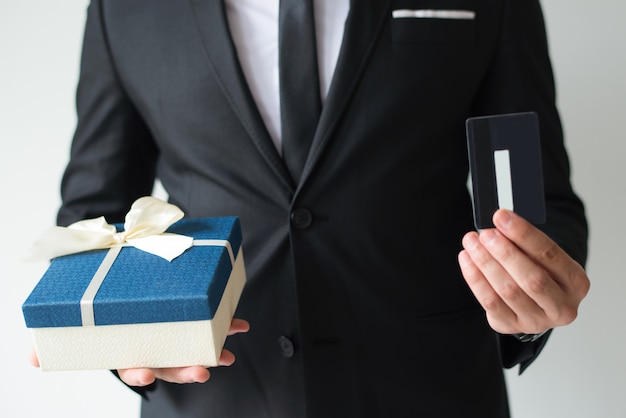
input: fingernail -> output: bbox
[195,370,210,383]
[463,233,479,249]
[494,209,512,228]
[480,229,497,244]
[458,250,471,267]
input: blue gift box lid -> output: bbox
[22,217,242,328]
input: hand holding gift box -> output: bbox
[22,197,248,373]
[27,319,250,386]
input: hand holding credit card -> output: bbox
[465,112,546,229]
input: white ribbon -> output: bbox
[24,196,194,262]
[80,246,124,326]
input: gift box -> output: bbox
[22,215,246,371]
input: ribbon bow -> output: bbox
[24,197,193,262]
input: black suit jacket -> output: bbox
[58,1,587,417]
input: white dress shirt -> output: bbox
[225,0,350,153]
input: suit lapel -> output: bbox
[188,0,391,190]
[188,0,294,189]
[299,0,392,186]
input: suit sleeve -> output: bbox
[57,0,159,397]
[470,0,588,373]
[57,0,159,227]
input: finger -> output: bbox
[118,368,157,387]
[228,318,250,335]
[492,209,589,298]
[119,362,220,386]
[463,231,544,323]
[477,227,565,324]
[492,209,590,325]
[152,366,211,384]
[458,248,517,333]
[218,349,236,367]
[29,349,40,368]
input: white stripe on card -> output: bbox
[494,149,514,211]
[392,9,476,20]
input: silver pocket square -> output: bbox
[392,9,476,20]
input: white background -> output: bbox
[1,1,624,417]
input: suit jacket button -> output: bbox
[291,208,313,229]
[278,336,295,357]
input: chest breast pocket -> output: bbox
[390,8,476,45]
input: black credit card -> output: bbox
[465,111,546,229]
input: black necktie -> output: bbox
[279,0,322,183]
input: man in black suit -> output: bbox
[43,0,590,417]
